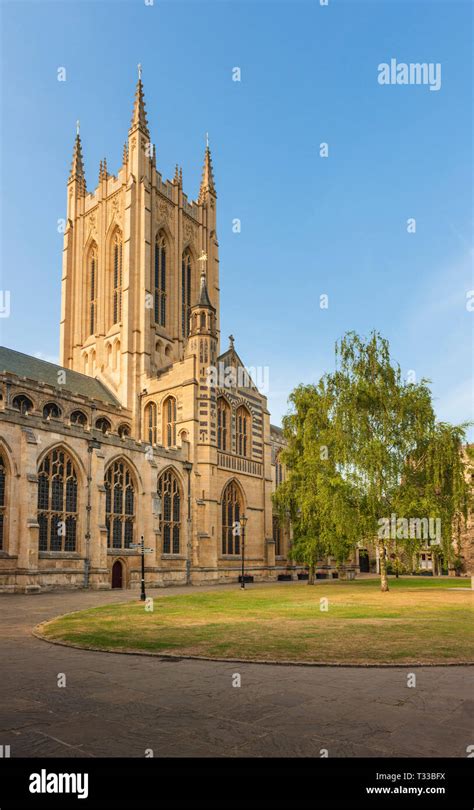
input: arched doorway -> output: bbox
[111,559,123,589]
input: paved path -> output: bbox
[0,585,472,758]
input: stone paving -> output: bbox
[0,584,472,758]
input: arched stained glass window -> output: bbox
[37,447,78,552]
[112,233,123,325]
[217,398,230,452]
[181,250,192,336]
[144,402,157,445]
[163,396,177,448]
[105,460,135,549]
[158,469,181,554]
[236,405,251,458]
[154,233,166,327]
[221,481,241,556]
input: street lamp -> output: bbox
[240,514,248,589]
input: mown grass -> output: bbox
[38,577,474,665]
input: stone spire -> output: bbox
[197,266,214,309]
[68,123,86,192]
[129,63,149,137]
[199,135,216,202]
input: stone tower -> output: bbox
[59,69,220,427]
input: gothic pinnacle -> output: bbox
[68,126,86,192]
[122,142,129,164]
[129,63,150,137]
[199,136,216,202]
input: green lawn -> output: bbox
[37,577,474,665]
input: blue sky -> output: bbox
[0,0,472,431]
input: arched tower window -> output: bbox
[236,405,251,458]
[181,250,192,337]
[222,481,242,556]
[95,417,111,435]
[217,398,230,452]
[163,396,177,448]
[37,447,78,552]
[0,454,6,551]
[43,402,62,420]
[88,246,97,336]
[70,410,87,427]
[144,402,157,446]
[154,233,167,327]
[158,469,181,554]
[105,459,135,549]
[112,232,123,325]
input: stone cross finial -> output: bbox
[229,334,235,350]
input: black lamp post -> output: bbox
[139,535,146,601]
[240,514,248,589]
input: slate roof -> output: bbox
[0,346,120,408]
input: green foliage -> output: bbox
[275,330,471,590]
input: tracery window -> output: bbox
[217,397,230,451]
[154,233,166,327]
[43,402,61,420]
[105,460,135,549]
[112,232,123,325]
[89,247,97,335]
[275,452,284,486]
[37,447,78,552]
[158,469,181,554]
[70,410,87,427]
[144,402,157,445]
[221,481,241,556]
[96,417,111,435]
[12,394,33,415]
[236,405,251,458]
[181,250,192,336]
[163,396,177,447]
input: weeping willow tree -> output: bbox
[273,378,361,583]
[275,330,471,592]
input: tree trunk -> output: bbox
[308,563,315,585]
[378,540,389,592]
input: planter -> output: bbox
[316,573,327,580]
[277,574,292,581]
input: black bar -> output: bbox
[0,758,472,810]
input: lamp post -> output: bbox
[240,515,248,589]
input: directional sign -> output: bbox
[141,548,154,553]
[129,543,142,548]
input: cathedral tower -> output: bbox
[59,68,220,425]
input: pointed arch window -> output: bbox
[112,232,123,325]
[0,454,6,551]
[181,250,192,337]
[12,394,33,415]
[158,469,181,554]
[217,397,230,451]
[154,233,166,327]
[163,396,177,448]
[105,460,135,549]
[89,247,97,335]
[222,481,241,555]
[37,447,78,552]
[236,405,251,458]
[144,401,157,445]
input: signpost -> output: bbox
[130,536,153,601]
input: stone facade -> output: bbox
[0,74,291,593]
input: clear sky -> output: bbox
[0,0,472,432]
